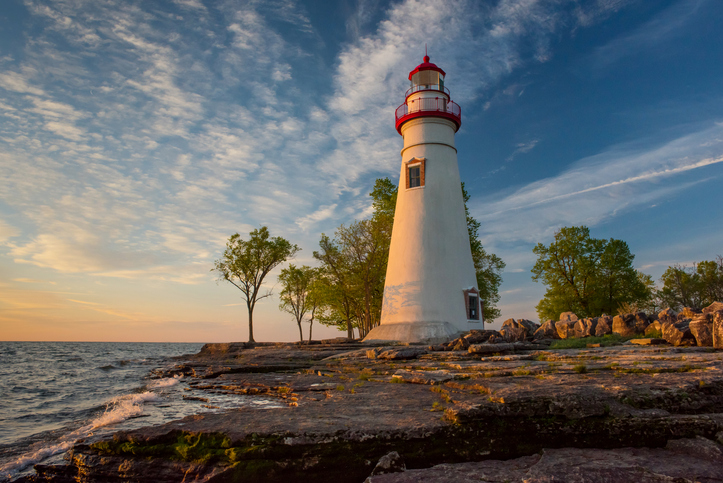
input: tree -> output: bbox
[531,226,652,321]
[278,265,319,342]
[657,257,723,310]
[462,184,506,321]
[213,227,300,343]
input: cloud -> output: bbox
[473,122,723,246]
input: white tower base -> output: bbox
[363,321,460,345]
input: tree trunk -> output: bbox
[308,320,313,342]
[297,320,303,342]
[346,318,353,339]
[247,302,255,343]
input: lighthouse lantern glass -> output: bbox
[411,70,444,91]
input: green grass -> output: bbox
[573,364,588,374]
[549,333,646,350]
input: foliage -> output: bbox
[278,265,320,342]
[548,333,645,350]
[531,226,653,321]
[213,227,299,343]
[462,183,506,321]
[657,257,723,310]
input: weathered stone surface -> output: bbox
[629,338,667,345]
[714,311,723,349]
[644,320,663,337]
[559,312,578,322]
[449,337,470,351]
[500,326,527,343]
[366,437,723,483]
[20,341,723,483]
[595,315,613,336]
[658,308,678,324]
[533,320,559,340]
[679,307,701,320]
[468,343,516,354]
[662,320,694,347]
[690,317,714,347]
[613,313,638,337]
[392,369,453,385]
[634,312,650,333]
[463,330,499,344]
[368,451,406,477]
[573,317,598,338]
[702,301,723,314]
[376,348,427,360]
[555,320,577,339]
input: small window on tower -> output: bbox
[409,165,420,188]
[464,288,480,321]
[405,158,425,189]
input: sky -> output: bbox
[0,0,722,342]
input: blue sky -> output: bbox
[1,0,721,342]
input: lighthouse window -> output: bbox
[409,166,421,188]
[464,288,480,321]
[405,158,425,190]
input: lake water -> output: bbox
[0,341,280,482]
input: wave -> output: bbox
[147,377,181,389]
[0,391,164,481]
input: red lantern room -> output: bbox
[394,54,462,134]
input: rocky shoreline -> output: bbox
[13,334,723,482]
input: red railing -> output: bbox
[395,97,461,133]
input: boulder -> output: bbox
[634,312,650,333]
[368,451,406,476]
[661,320,695,347]
[702,301,723,315]
[533,320,560,340]
[555,320,578,339]
[487,334,506,344]
[516,319,541,335]
[375,348,427,360]
[449,337,470,351]
[573,318,598,338]
[559,312,578,322]
[713,311,723,349]
[678,307,701,320]
[595,316,613,336]
[689,316,714,347]
[613,313,638,337]
[463,330,500,344]
[658,308,678,324]
[500,326,527,343]
[468,342,516,354]
[644,321,663,337]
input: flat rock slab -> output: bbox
[630,338,668,345]
[366,436,723,482]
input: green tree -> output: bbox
[213,227,300,343]
[657,258,723,310]
[531,226,651,320]
[462,184,506,321]
[278,265,319,342]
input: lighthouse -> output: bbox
[365,54,481,344]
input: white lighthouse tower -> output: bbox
[364,54,482,344]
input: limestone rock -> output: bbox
[644,321,662,337]
[555,320,577,339]
[449,337,470,351]
[658,308,678,324]
[630,338,667,345]
[613,313,638,337]
[376,348,427,360]
[392,369,452,385]
[678,307,701,320]
[634,312,650,333]
[468,342,516,354]
[661,320,694,347]
[714,311,723,349]
[595,316,613,336]
[463,330,499,344]
[533,320,560,340]
[702,301,723,314]
[689,316,713,347]
[559,312,578,322]
[368,451,406,477]
[500,326,527,343]
[573,317,598,338]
